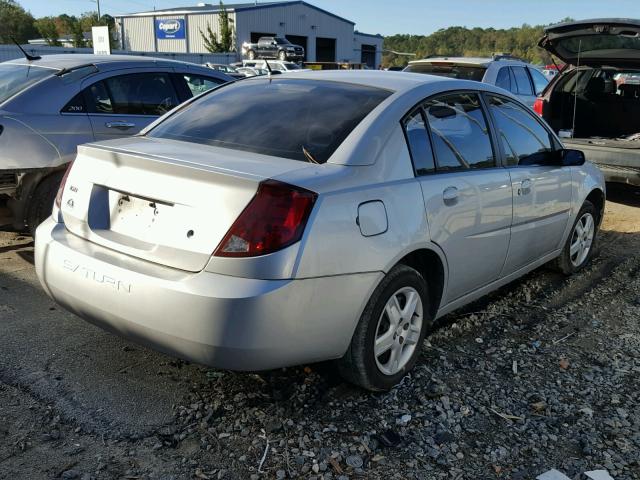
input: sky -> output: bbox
[19,0,640,36]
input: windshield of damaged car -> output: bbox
[275,38,291,45]
[147,79,391,163]
[0,64,55,105]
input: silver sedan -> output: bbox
[35,71,605,391]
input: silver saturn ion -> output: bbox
[35,71,605,391]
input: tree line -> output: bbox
[383,21,573,67]
[0,0,115,48]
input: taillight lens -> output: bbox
[214,179,317,257]
[533,98,545,117]
[55,161,74,208]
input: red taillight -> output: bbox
[214,179,317,258]
[533,98,545,117]
[55,161,74,208]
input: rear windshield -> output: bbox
[404,63,486,81]
[147,78,391,163]
[0,64,55,104]
[557,34,640,55]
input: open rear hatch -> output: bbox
[539,19,640,67]
[59,137,309,272]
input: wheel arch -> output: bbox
[392,246,447,320]
[585,187,605,227]
[7,165,68,230]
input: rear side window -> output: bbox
[181,74,226,96]
[403,109,435,175]
[495,67,512,92]
[512,66,534,95]
[0,64,54,105]
[486,95,553,166]
[423,92,495,171]
[404,63,486,81]
[148,78,391,163]
[528,68,549,95]
[86,73,179,116]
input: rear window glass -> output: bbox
[147,78,391,163]
[558,34,640,54]
[0,64,55,104]
[404,63,486,81]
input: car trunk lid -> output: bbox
[539,19,640,67]
[60,137,310,272]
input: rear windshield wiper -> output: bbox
[302,145,320,164]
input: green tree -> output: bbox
[218,0,233,52]
[199,1,234,53]
[0,0,38,44]
[35,16,60,46]
[200,22,220,53]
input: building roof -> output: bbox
[117,1,355,25]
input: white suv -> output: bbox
[404,55,549,108]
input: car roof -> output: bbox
[409,56,529,67]
[252,69,487,93]
[4,54,201,71]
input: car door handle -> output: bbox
[443,186,459,205]
[105,121,136,130]
[518,179,532,196]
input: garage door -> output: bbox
[316,37,336,62]
[361,44,376,68]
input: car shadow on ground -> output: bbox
[606,182,640,207]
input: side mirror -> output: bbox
[561,148,585,166]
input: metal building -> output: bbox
[114,1,383,68]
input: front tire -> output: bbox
[247,50,256,60]
[556,200,598,275]
[278,51,287,61]
[337,264,431,391]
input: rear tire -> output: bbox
[337,264,431,391]
[247,50,256,60]
[27,172,63,237]
[556,200,598,275]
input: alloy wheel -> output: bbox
[570,212,595,267]
[374,286,423,376]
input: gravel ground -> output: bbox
[1,185,639,480]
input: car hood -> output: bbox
[538,18,640,67]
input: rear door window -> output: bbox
[486,95,554,166]
[403,109,435,175]
[511,66,534,95]
[423,92,495,171]
[86,81,113,113]
[86,73,179,116]
[528,67,549,95]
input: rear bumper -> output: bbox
[35,219,380,370]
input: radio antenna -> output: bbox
[571,39,582,139]
[12,38,41,61]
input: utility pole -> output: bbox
[91,0,101,21]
